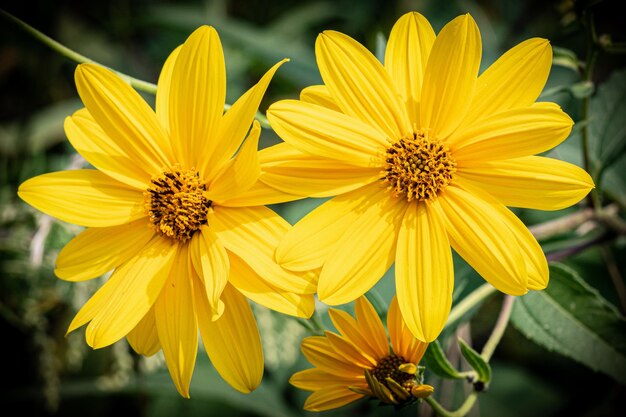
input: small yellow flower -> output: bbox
[290,296,433,411]
[18,26,316,397]
[262,12,595,342]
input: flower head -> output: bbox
[290,296,432,411]
[18,26,316,397]
[263,12,595,342]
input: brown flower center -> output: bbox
[382,132,456,202]
[371,354,418,394]
[144,165,211,242]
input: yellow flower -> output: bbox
[290,296,433,411]
[263,13,595,342]
[18,26,316,397]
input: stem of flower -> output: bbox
[425,392,478,417]
[481,295,514,361]
[1,9,272,129]
[445,284,496,329]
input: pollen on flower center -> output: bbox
[144,165,211,242]
[382,132,456,202]
[371,354,418,395]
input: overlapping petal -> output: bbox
[155,45,182,134]
[387,296,427,364]
[127,307,161,357]
[303,387,364,412]
[300,85,340,111]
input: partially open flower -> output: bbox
[290,296,433,411]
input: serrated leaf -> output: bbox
[511,263,626,384]
[458,338,492,384]
[423,340,464,379]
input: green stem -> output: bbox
[481,295,514,361]
[445,284,496,329]
[425,393,478,417]
[1,9,272,129]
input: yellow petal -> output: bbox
[451,103,574,161]
[195,282,263,393]
[354,296,390,359]
[420,14,481,139]
[18,170,145,227]
[267,100,387,168]
[437,185,527,295]
[300,85,340,112]
[328,308,380,364]
[228,252,314,318]
[189,225,229,321]
[75,64,172,174]
[276,183,385,272]
[84,236,178,348]
[169,26,225,169]
[208,121,261,203]
[156,45,182,134]
[210,206,316,294]
[316,30,412,139]
[55,219,154,281]
[127,307,161,356]
[256,142,380,198]
[324,331,376,368]
[290,368,362,391]
[387,296,427,364]
[300,336,363,377]
[155,244,198,398]
[304,387,364,412]
[218,179,302,207]
[317,189,407,305]
[395,201,453,342]
[207,59,288,178]
[462,38,552,127]
[385,12,436,123]
[457,156,594,210]
[65,108,150,189]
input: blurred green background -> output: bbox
[1,0,625,416]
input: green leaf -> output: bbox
[590,68,626,184]
[552,46,580,73]
[458,338,492,385]
[511,263,626,384]
[570,80,595,99]
[423,340,464,380]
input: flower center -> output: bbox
[371,354,417,395]
[382,132,456,202]
[144,165,211,242]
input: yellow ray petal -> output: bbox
[420,14,481,139]
[267,100,387,168]
[208,121,261,203]
[155,244,198,398]
[354,297,390,359]
[462,38,552,127]
[155,45,182,134]
[328,308,380,364]
[316,30,412,139]
[55,219,154,281]
[451,103,574,161]
[169,26,225,169]
[210,205,316,294]
[218,179,302,207]
[85,236,178,348]
[290,368,363,391]
[65,108,150,189]
[255,142,380,198]
[395,201,453,342]
[301,336,363,377]
[127,307,161,356]
[300,85,340,112]
[207,59,288,178]
[18,170,145,227]
[324,331,377,368]
[195,282,263,393]
[317,189,407,305]
[228,252,314,318]
[387,296,427,364]
[276,183,383,272]
[75,64,172,174]
[303,387,364,412]
[437,185,527,295]
[189,225,229,321]
[457,156,594,210]
[385,11,436,123]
